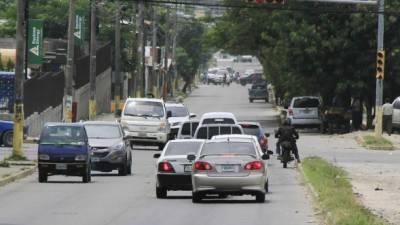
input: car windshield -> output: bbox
[40,126,86,146]
[85,124,121,139]
[123,101,164,117]
[241,125,261,136]
[293,98,320,108]
[201,142,256,156]
[167,106,189,117]
[202,118,235,125]
[164,142,203,156]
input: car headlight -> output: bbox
[75,154,87,161]
[39,154,50,160]
[110,142,124,151]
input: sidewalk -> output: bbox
[0,163,36,188]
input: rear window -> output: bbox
[201,142,256,155]
[394,100,400,109]
[240,125,260,136]
[293,98,320,108]
[208,127,219,139]
[181,122,199,136]
[164,142,203,156]
[232,127,243,134]
[202,118,235,125]
[196,127,208,139]
[251,85,266,90]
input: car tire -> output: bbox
[2,130,13,147]
[249,99,253,103]
[265,98,268,103]
[126,158,132,175]
[158,143,165,151]
[118,164,128,176]
[82,166,91,183]
[156,186,167,198]
[265,180,269,193]
[192,192,202,203]
[256,193,265,203]
[38,170,47,183]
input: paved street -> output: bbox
[0,84,319,225]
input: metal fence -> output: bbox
[25,104,62,137]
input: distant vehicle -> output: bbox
[198,112,238,127]
[37,123,91,183]
[240,55,253,63]
[84,121,132,176]
[240,73,263,86]
[119,98,171,150]
[194,124,243,139]
[153,139,205,198]
[238,122,269,151]
[392,97,400,130]
[248,83,268,103]
[0,114,28,147]
[286,96,322,129]
[189,139,269,203]
[176,120,199,139]
[165,102,196,139]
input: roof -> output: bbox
[168,139,205,143]
[197,124,241,128]
[201,112,236,119]
[165,102,185,107]
[83,121,119,125]
[239,121,261,126]
[212,134,255,139]
[125,98,164,103]
[205,138,254,144]
[44,122,85,127]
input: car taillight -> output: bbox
[158,162,175,173]
[244,161,263,170]
[288,109,293,116]
[194,161,212,171]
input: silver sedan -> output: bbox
[189,139,269,203]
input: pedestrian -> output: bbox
[382,98,393,135]
[351,97,362,130]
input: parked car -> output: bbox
[198,112,238,127]
[165,102,196,139]
[153,139,205,198]
[189,139,269,203]
[84,121,132,176]
[0,114,28,147]
[238,122,269,151]
[392,97,400,130]
[194,124,243,139]
[37,123,91,183]
[286,96,322,129]
[120,98,171,150]
[176,120,199,139]
[248,82,268,103]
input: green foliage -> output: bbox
[302,157,388,225]
[0,53,4,71]
[207,2,400,105]
[6,58,14,71]
[359,135,393,150]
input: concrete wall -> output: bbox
[75,68,112,121]
[25,105,62,137]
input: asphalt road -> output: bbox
[0,83,319,225]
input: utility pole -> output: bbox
[374,0,384,137]
[151,6,158,97]
[13,0,26,157]
[136,0,145,97]
[63,0,76,123]
[114,1,121,110]
[171,7,178,96]
[162,8,170,99]
[89,0,97,120]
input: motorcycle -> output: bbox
[280,141,294,168]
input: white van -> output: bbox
[392,97,400,130]
[120,98,171,150]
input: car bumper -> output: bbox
[192,173,266,194]
[157,173,192,190]
[290,118,322,125]
[38,162,87,176]
[124,131,168,144]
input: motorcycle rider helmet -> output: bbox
[283,118,291,126]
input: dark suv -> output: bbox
[38,123,91,183]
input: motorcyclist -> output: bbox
[275,119,301,163]
[223,73,227,86]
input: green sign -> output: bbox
[74,10,86,46]
[28,19,43,65]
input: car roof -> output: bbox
[205,138,254,144]
[198,124,241,128]
[239,121,261,126]
[165,102,185,107]
[212,134,255,139]
[168,139,205,144]
[125,98,164,103]
[83,121,120,126]
[201,112,236,118]
[44,122,85,128]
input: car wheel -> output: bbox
[256,192,265,203]
[38,170,47,183]
[265,180,269,193]
[82,166,91,183]
[118,164,128,176]
[2,130,13,147]
[249,99,253,103]
[158,143,165,151]
[192,192,202,203]
[126,158,132,175]
[156,186,167,198]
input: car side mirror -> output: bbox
[187,154,196,161]
[190,113,197,118]
[115,109,122,118]
[167,111,172,118]
[262,154,270,160]
[264,133,270,137]
[153,153,161,159]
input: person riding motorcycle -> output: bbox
[275,119,301,163]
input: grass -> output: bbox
[0,160,10,168]
[302,157,388,225]
[359,135,393,150]
[5,154,28,161]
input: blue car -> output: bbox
[0,120,14,147]
[37,123,91,183]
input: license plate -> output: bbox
[91,157,100,162]
[55,163,67,170]
[184,165,192,172]
[221,165,235,172]
[138,132,147,137]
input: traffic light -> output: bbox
[247,0,285,4]
[376,50,385,80]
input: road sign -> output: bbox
[74,10,86,46]
[27,19,43,65]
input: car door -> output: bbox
[392,99,400,125]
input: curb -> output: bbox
[355,135,394,151]
[0,166,37,187]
